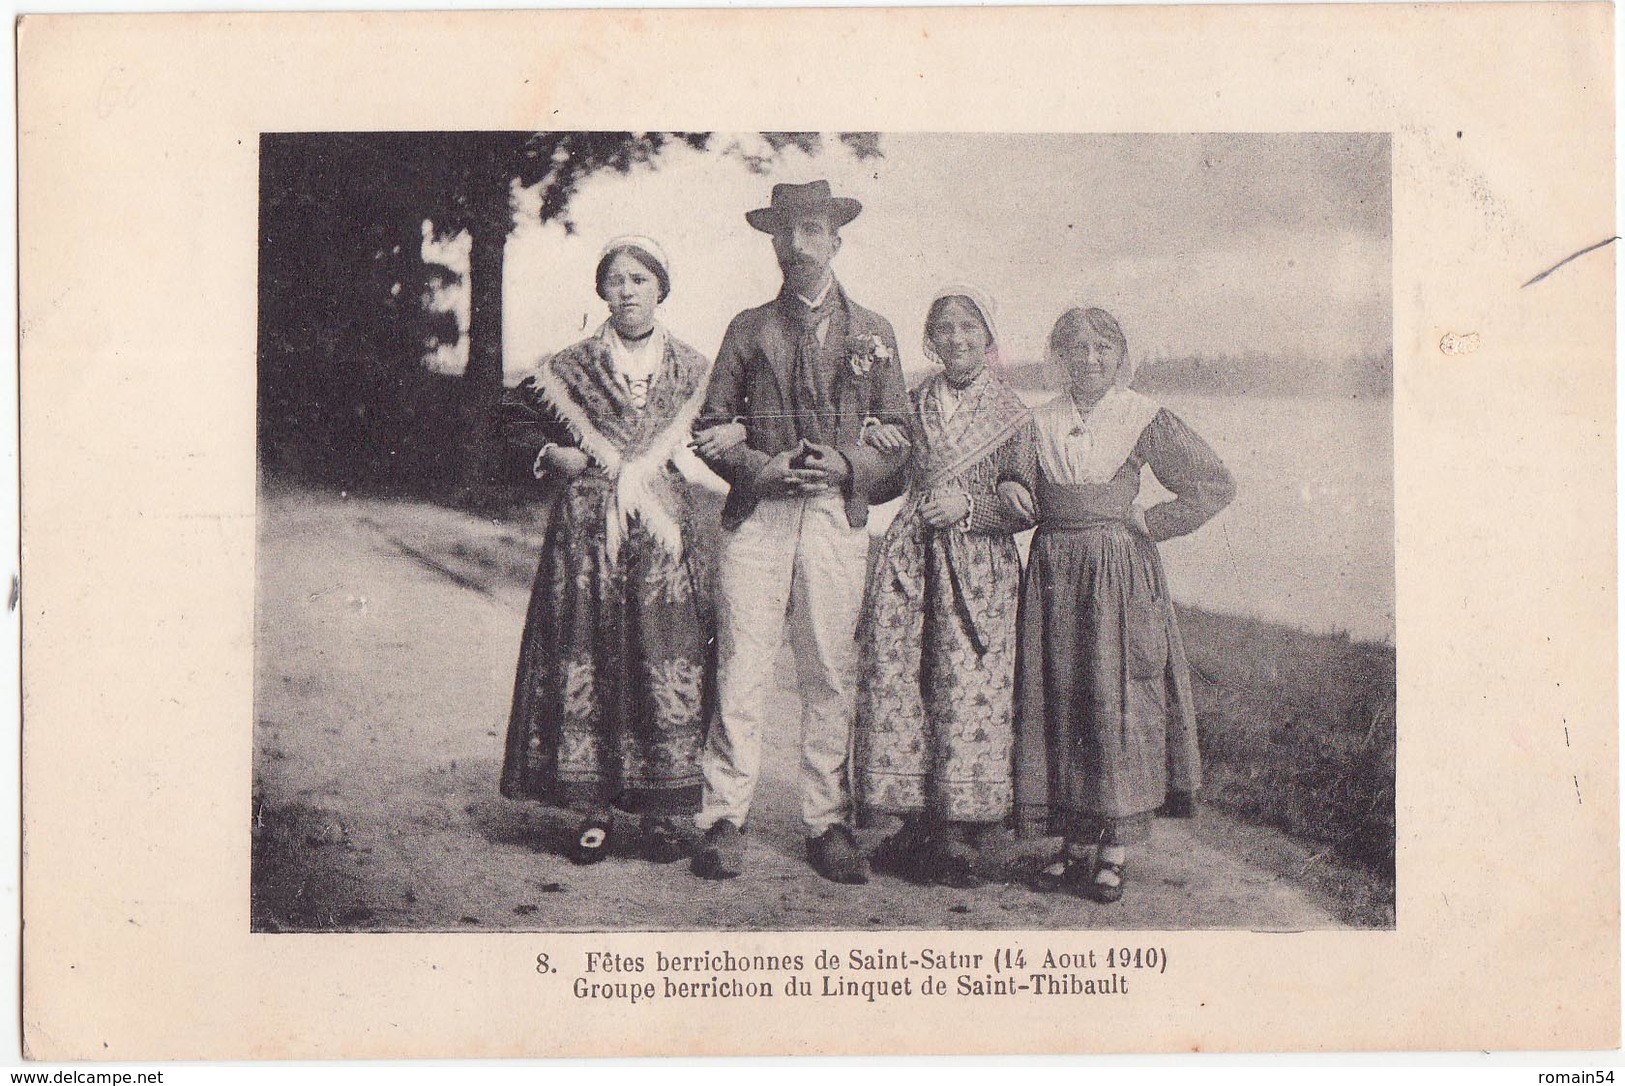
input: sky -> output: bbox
[413,131,1396,637]
[484,131,1390,381]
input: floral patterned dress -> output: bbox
[498,324,715,817]
[854,370,1037,825]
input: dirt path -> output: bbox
[252,487,1351,932]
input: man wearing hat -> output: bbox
[689,180,911,884]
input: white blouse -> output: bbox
[1033,386,1162,486]
[606,324,665,408]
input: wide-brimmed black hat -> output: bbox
[745,180,863,234]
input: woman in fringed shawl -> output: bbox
[498,236,740,866]
[854,286,1038,887]
[1015,306,1235,903]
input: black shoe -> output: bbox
[567,816,614,865]
[1029,844,1095,893]
[1086,856,1126,904]
[690,820,744,880]
[929,846,985,889]
[642,816,692,864]
[807,824,870,885]
[871,820,934,884]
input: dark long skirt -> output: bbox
[499,478,712,816]
[1012,521,1200,844]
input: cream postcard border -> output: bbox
[17,4,1618,1058]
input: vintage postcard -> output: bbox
[16,3,1617,1059]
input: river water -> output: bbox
[869,390,1395,643]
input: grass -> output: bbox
[1175,605,1396,914]
[250,793,368,932]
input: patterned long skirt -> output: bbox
[499,479,713,816]
[855,530,1022,825]
[1012,522,1200,844]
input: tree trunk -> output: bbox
[455,174,512,501]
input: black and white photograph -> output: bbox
[19,1,1619,1062]
[251,130,1396,933]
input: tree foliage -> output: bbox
[257,131,882,497]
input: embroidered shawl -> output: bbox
[911,369,1030,489]
[531,321,711,560]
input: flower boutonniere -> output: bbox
[845,333,893,378]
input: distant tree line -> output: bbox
[999,350,1393,399]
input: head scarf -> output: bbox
[596,234,672,302]
[1046,305,1137,386]
[922,284,1001,370]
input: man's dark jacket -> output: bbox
[698,281,911,530]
